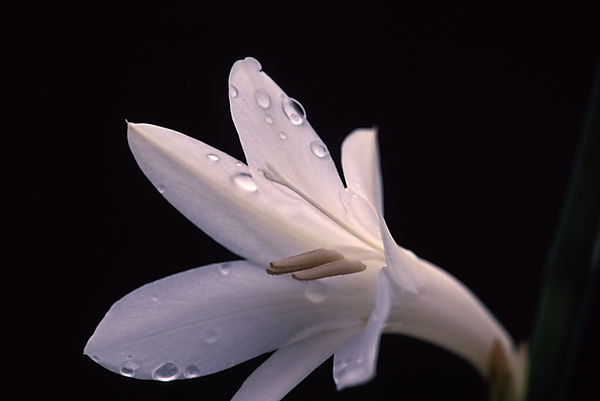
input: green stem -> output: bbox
[525,63,600,401]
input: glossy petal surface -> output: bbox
[341,128,383,216]
[84,261,367,381]
[232,328,357,401]
[128,123,373,266]
[229,57,345,218]
[333,269,392,389]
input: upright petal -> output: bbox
[84,261,369,381]
[341,128,383,216]
[127,123,377,266]
[229,57,345,217]
[332,268,392,390]
[232,328,357,401]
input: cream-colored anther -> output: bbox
[267,248,344,275]
[292,259,366,281]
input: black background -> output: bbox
[5,3,599,400]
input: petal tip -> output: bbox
[231,56,262,78]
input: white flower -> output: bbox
[85,57,516,400]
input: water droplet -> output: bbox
[309,141,329,159]
[184,365,201,378]
[282,97,305,125]
[218,263,230,276]
[255,89,271,109]
[202,327,219,344]
[232,173,257,192]
[304,284,327,303]
[120,360,140,377]
[229,85,238,98]
[150,294,159,302]
[235,161,243,167]
[334,359,348,377]
[207,153,219,162]
[157,184,166,194]
[278,132,287,140]
[91,355,100,362]
[264,114,273,124]
[152,361,180,381]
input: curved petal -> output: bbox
[383,245,515,377]
[84,261,368,381]
[379,217,422,295]
[232,328,357,401]
[127,122,375,266]
[332,269,391,390]
[341,128,383,216]
[228,57,345,217]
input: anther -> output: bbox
[292,259,366,280]
[267,248,344,275]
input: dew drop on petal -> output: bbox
[232,173,257,192]
[230,85,239,98]
[310,141,329,159]
[282,97,305,125]
[255,89,271,109]
[304,284,327,303]
[278,132,287,140]
[152,362,180,381]
[218,262,230,276]
[202,327,219,344]
[207,153,219,162]
[264,114,273,124]
[156,184,166,194]
[235,161,244,167]
[334,359,348,378]
[91,355,100,362]
[184,365,201,378]
[120,360,140,377]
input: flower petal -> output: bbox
[127,122,375,266]
[84,261,368,381]
[228,57,345,217]
[379,217,421,295]
[381,237,515,378]
[232,328,357,401]
[341,128,383,216]
[332,269,391,390]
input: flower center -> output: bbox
[260,163,384,252]
[267,248,366,280]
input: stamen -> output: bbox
[292,259,366,281]
[267,248,344,275]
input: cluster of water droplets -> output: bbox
[229,83,335,165]
[113,353,140,377]
[113,353,210,381]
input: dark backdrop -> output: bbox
[5,4,598,400]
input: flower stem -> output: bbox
[525,63,600,401]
